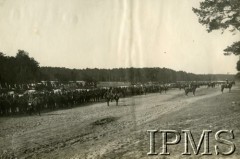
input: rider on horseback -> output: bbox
[104,89,112,106]
[189,81,194,88]
[221,79,232,93]
[226,79,229,85]
[114,92,120,106]
[185,81,197,96]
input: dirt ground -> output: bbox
[0,84,240,159]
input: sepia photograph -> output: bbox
[0,0,240,158]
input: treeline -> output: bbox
[0,50,40,84]
[41,67,235,83]
[0,50,235,84]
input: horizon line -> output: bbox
[40,66,236,76]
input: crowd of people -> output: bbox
[0,80,234,116]
[0,84,170,116]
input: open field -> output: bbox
[1,84,240,159]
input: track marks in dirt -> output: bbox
[92,117,119,126]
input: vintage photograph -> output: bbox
[0,0,240,158]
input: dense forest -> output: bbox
[0,50,40,84]
[0,50,236,85]
[40,67,235,83]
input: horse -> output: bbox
[159,85,168,94]
[104,91,113,106]
[221,82,233,93]
[0,98,11,116]
[28,96,41,116]
[207,82,215,88]
[113,93,120,106]
[178,84,187,91]
[185,85,197,96]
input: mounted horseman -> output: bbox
[221,79,234,93]
[104,89,113,106]
[113,92,120,106]
[178,83,187,91]
[0,94,11,116]
[207,82,215,88]
[28,94,41,116]
[159,84,168,94]
[185,82,197,96]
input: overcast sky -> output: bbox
[0,0,239,74]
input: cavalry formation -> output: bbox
[221,81,235,93]
[0,80,235,117]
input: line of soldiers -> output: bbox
[0,85,169,116]
[3,80,232,116]
[0,89,107,116]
